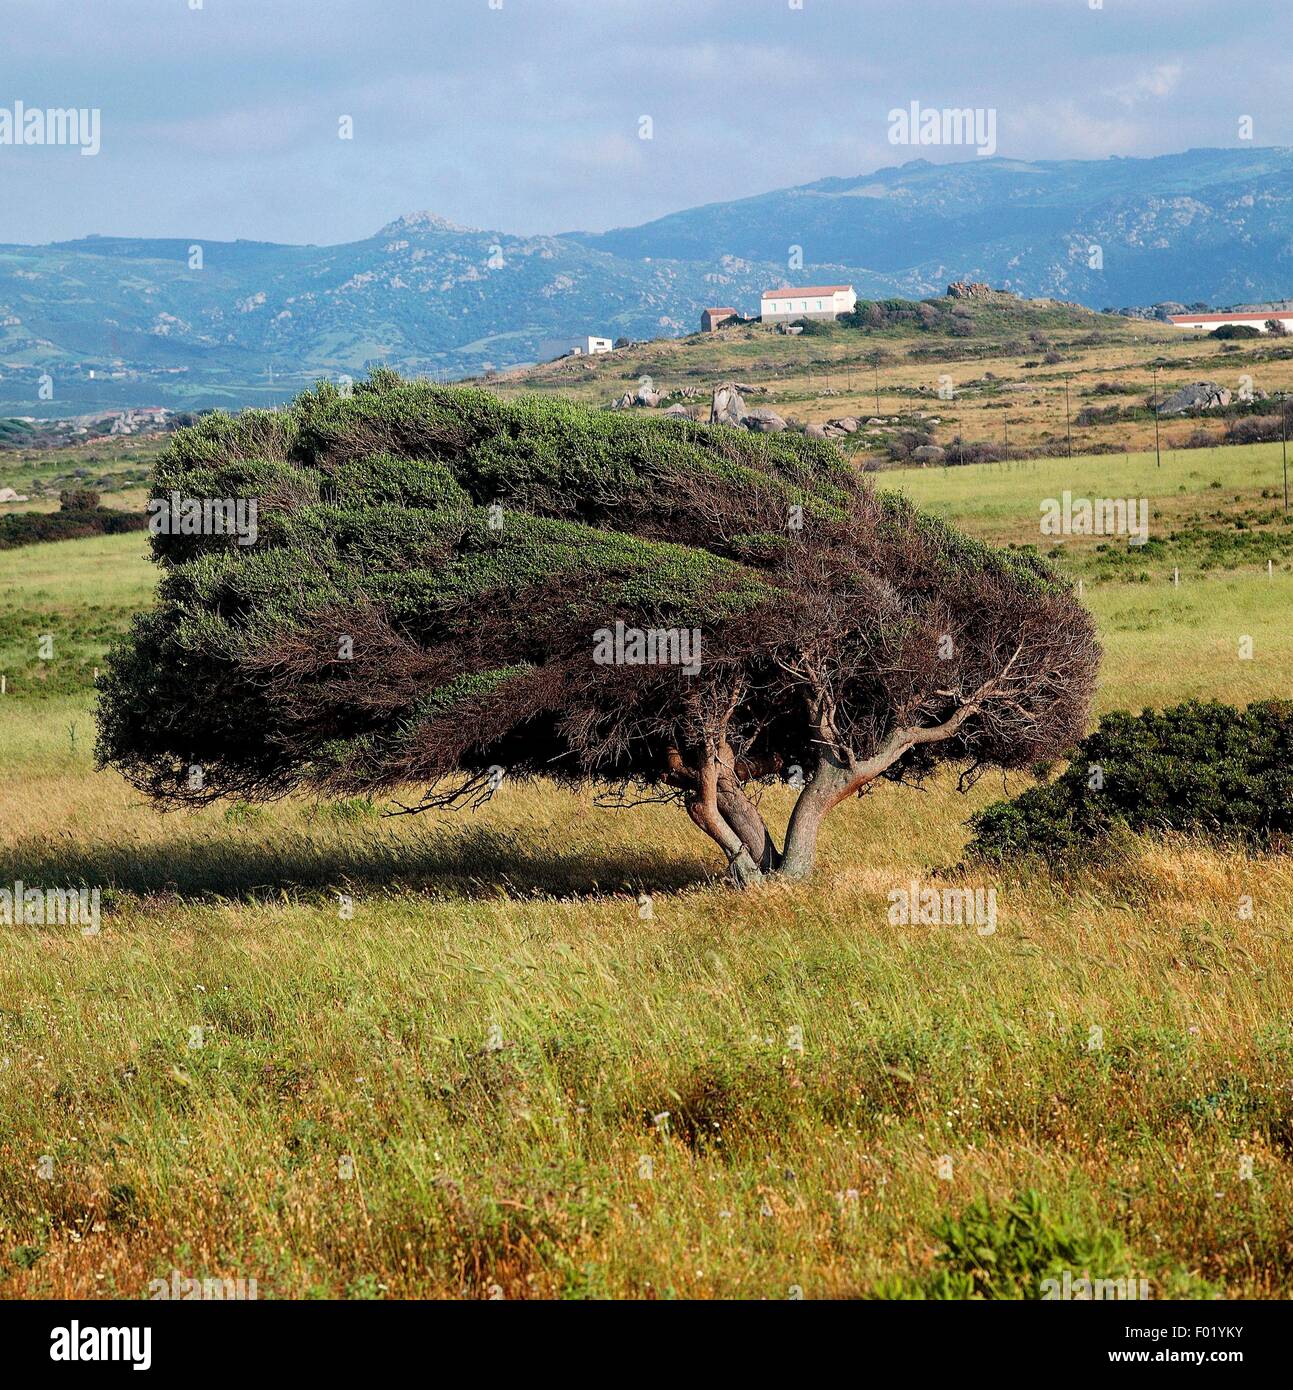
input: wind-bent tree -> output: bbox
[98,370,1099,886]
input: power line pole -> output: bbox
[1282,390,1289,512]
[1153,365,1162,469]
[1004,416,1009,464]
[874,358,881,419]
[1064,374,1073,459]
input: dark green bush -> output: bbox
[968,699,1293,863]
[0,505,147,551]
[60,488,101,510]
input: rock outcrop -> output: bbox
[710,383,747,427]
[1159,381,1232,415]
[947,281,996,300]
[741,407,787,433]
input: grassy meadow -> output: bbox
[2,440,1292,1299]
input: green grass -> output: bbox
[890,442,1293,551]
[0,532,153,701]
[2,444,1292,1300]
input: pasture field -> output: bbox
[1,443,1292,1299]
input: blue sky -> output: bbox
[0,0,1289,246]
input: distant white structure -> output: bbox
[760,285,856,322]
[537,334,614,362]
[1168,311,1293,334]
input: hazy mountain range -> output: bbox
[3,146,1292,416]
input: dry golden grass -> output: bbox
[3,777,1292,1299]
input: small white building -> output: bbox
[1168,311,1293,334]
[760,285,856,322]
[536,334,614,362]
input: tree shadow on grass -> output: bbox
[4,824,711,905]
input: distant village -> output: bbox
[538,284,862,364]
[538,284,1293,365]
[0,405,175,452]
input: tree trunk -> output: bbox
[686,792,766,887]
[776,756,854,881]
[726,846,765,888]
[716,773,780,872]
[680,698,992,887]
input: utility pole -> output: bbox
[1282,390,1289,511]
[1152,365,1162,468]
[1004,416,1009,464]
[1064,374,1073,459]
[874,358,881,419]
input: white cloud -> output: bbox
[1007,102,1144,160]
[1107,63,1185,107]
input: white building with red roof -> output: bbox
[1168,310,1293,334]
[760,284,857,322]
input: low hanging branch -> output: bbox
[97,370,1100,889]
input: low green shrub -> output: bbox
[0,505,148,551]
[59,488,101,510]
[872,1189,1132,1300]
[967,699,1293,863]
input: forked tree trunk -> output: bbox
[685,785,768,889]
[692,756,854,887]
[678,673,1000,888]
[716,775,780,873]
[680,753,855,887]
[776,756,854,880]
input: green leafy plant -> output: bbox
[968,699,1293,863]
[874,1189,1130,1299]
